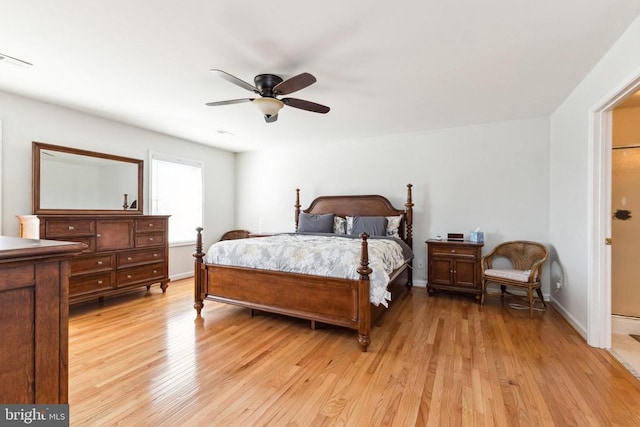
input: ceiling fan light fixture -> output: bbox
[253,97,284,117]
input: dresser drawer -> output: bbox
[117,248,165,267]
[135,232,165,247]
[70,254,115,275]
[70,272,115,296]
[431,246,478,257]
[45,219,95,238]
[117,263,165,286]
[135,218,166,232]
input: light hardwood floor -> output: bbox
[69,278,640,426]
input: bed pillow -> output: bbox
[347,216,388,237]
[386,215,402,238]
[298,213,335,233]
[333,216,347,234]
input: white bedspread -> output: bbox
[204,234,410,307]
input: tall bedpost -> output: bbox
[405,183,414,286]
[193,227,205,315]
[356,233,372,352]
[294,188,301,231]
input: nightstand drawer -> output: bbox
[431,246,477,257]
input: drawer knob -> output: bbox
[68,226,74,230]
[451,249,456,253]
[97,280,103,284]
[127,275,132,279]
[97,261,103,265]
[148,223,154,227]
[153,253,158,257]
[97,234,101,238]
[127,257,132,261]
[149,237,154,241]
[153,270,158,274]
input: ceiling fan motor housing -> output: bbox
[254,74,283,97]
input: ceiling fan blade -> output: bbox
[210,69,259,93]
[282,98,330,114]
[273,72,316,95]
[264,114,278,123]
[205,98,254,107]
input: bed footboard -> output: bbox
[193,229,374,351]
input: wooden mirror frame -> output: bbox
[32,141,144,215]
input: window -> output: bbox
[150,152,203,245]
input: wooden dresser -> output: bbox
[0,235,86,403]
[38,214,170,304]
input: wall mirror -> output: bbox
[32,141,143,215]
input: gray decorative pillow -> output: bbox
[386,215,402,238]
[347,216,388,237]
[298,213,335,233]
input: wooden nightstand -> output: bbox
[426,239,484,301]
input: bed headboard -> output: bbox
[294,184,414,248]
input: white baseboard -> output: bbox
[612,315,640,335]
[548,296,587,340]
[169,272,194,281]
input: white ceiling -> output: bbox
[1,1,639,152]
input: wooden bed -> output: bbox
[193,184,414,351]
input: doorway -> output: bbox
[609,101,640,375]
[588,76,640,359]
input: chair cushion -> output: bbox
[485,269,531,282]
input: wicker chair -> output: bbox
[480,240,548,317]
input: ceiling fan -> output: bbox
[206,69,330,123]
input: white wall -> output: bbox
[236,116,550,286]
[550,15,640,338]
[0,90,235,279]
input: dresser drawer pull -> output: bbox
[153,270,158,274]
[148,237,154,241]
[127,275,132,279]
[97,280,103,285]
[127,257,133,261]
[153,253,158,257]
[451,249,456,253]
[97,233,101,238]
[148,223,154,227]
[97,261,103,265]
[68,226,74,230]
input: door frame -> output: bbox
[588,72,640,348]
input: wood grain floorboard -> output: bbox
[68,278,640,426]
